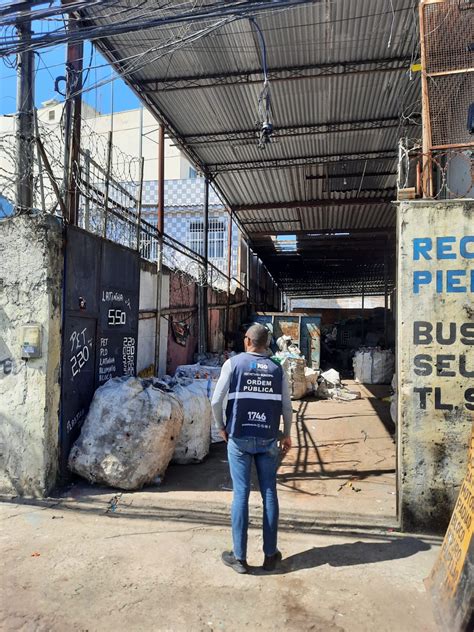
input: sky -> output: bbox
[0,19,140,116]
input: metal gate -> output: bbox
[60,226,139,478]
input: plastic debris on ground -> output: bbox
[320,369,341,387]
[315,368,361,402]
[390,372,397,425]
[304,367,319,395]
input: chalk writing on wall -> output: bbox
[98,336,117,384]
[69,327,93,380]
[122,336,136,376]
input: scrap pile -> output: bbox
[271,335,360,402]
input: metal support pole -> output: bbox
[136,156,145,250]
[199,176,210,354]
[66,16,83,225]
[138,106,144,163]
[361,278,365,343]
[15,12,34,214]
[419,1,433,197]
[84,149,91,230]
[384,244,389,346]
[103,130,113,238]
[256,256,261,311]
[225,210,233,348]
[246,242,251,304]
[154,123,165,375]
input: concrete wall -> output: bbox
[397,200,474,533]
[0,215,63,496]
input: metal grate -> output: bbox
[428,73,474,146]
[424,0,473,74]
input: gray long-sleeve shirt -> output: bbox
[211,352,293,437]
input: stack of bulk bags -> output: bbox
[172,381,212,463]
[353,348,395,384]
[69,377,183,490]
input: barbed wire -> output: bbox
[398,140,473,199]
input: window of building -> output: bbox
[188,167,197,179]
[188,220,204,256]
[48,110,55,121]
[187,219,226,259]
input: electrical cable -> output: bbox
[0,0,316,55]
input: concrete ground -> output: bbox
[0,385,441,631]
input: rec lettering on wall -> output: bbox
[411,235,474,413]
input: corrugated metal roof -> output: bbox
[80,0,419,295]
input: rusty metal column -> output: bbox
[15,11,34,214]
[246,242,251,307]
[154,123,165,375]
[197,176,209,355]
[66,19,83,225]
[419,1,433,197]
[225,209,233,348]
[384,241,389,346]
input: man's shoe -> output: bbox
[221,551,248,574]
[262,550,282,571]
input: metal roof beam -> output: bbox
[305,170,397,180]
[248,228,393,236]
[183,118,415,145]
[235,195,395,213]
[210,150,397,173]
[140,57,411,93]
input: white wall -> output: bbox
[137,260,169,377]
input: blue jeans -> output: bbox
[227,436,280,561]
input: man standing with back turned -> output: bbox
[211,324,292,574]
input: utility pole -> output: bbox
[66,19,83,225]
[15,8,34,214]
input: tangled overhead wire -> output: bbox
[249,17,273,150]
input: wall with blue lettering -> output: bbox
[397,200,474,533]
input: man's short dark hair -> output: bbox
[246,324,270,348]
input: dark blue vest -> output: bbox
[225,352,283,439]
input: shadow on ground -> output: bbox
[250,537,431,575]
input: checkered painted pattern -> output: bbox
[137,178,239,278]
[141,178,222,208]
